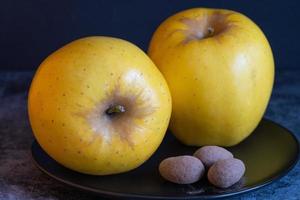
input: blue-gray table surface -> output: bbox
[0,69,299,200]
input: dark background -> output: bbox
[0,0,299,70]
[1,1,300,199]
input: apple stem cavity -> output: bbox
[179,13,232,44]
[105,104,126,116]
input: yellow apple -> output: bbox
[148,8,274,146]
[28,36,172,175]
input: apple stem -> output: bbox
[105,105,126,116]
[207,27,214,36]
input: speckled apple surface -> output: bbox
[0,69,299,200]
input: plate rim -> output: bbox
[31,118,300,199]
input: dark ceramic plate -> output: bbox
[31,119,299,199]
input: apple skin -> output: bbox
[28,36,172,175]
[148,8,274,146]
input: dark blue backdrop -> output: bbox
[1,0,299,70]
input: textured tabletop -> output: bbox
[0,70,299,200]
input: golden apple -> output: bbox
[148,8,274,146]
[28,36,172,175]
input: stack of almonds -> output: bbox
[159,146,245,188]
